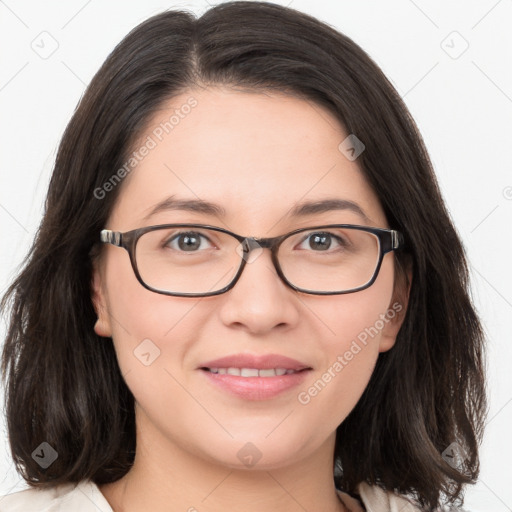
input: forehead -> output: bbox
[108,87,386,232]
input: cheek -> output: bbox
[102,252,199,378]
[296,256,395,425]
[103,280,204,444]
[316,255,395,352]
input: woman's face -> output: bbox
[92,87,406,471]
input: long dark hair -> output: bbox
[1,2,487,509]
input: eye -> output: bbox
[295,231,349,252]
[164,231,215,252]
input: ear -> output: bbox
[91,259,113,338]
[379,258,412,353]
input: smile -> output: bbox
[204,367,301,377]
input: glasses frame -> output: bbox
[100,223,404,297]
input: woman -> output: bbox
[0,2,486,511]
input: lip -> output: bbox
[198,353,312,401]
[199,353,310,371]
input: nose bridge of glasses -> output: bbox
[235,236,281,272]
[240,236,275,252]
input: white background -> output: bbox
[0,1,511,510]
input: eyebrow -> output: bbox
[142,195,371,223]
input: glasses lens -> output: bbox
[135,227,242,294]
[134,226,381,295]
[278,227,380,293]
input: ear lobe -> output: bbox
[378,258,412,353]
[91,263,113,338]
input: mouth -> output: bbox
[202,367,307,377]
[198,354,312,400]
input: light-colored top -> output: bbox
[0,479,423,511]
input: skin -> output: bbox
[92,86,409,512]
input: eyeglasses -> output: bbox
[99,223,404,297]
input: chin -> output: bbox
[195,430,318,472]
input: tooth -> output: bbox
[211,367,298,377]
[241,368,259,377]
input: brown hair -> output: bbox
[1,2,487,509]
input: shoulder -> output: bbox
[0,480,113,512]
[353,481,424,511]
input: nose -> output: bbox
[217,245,300,334]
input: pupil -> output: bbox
[310,233,331,251]
[178,233,200,251]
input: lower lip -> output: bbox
[201,370,311,400]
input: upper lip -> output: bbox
[199,354,311,371]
